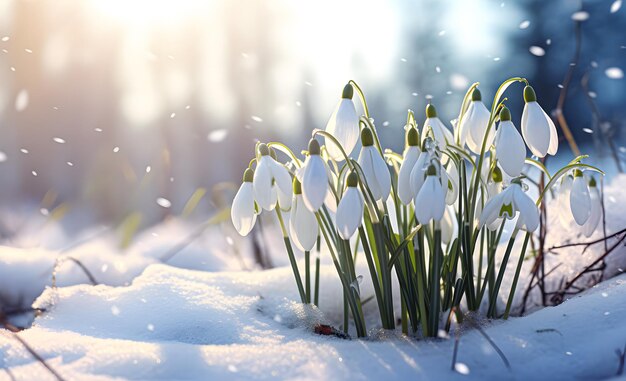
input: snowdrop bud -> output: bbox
[253,144,293,211]
[301,139,329,212]
[414,164,446,224]
[570,169,591,225]
[325,84,360,161]
[459,88,493,154]
[357,129,391,201]
[582,177,602,237]
[495,106,526,177]
[336,172,365,240]
[398,127,421,205]
[289,178,319,251]
[521,85,558,157]
[231,168,257,236]
[423,104,454,149]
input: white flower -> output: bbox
[253,144,293,211]
[440,205,458,245]
[409,148,431,197]
[479,180,539,232]
[422,104,454,149]
[289,179,319,251]
[325,84,360,161]
[556,174,574,228]
[570,170,591,225]
[475,167,504,229]
[301,139,330,212]
[336,172,364,240]
[231,168,257,236]
[414,164,446,224]
[582,177,602,237]
[357,128,391,202]
[397,127,420,205]
[442,161,458,205]
[521,86,558,157]
[495,107,526,177]
[458,88,493,153]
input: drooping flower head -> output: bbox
[253,143,292,211]
[231,168,257,236]
[582,176,602,237]
[458,88,493,153]
[495,106,526,177]
[325,84,360,161]
[336,171,365,240]
[398,126,421,205]
[521,85,558,158]
[357,128,391,202]
[414,163,446,225]
[301,139,330,212]
[423,104,454,149]
[289,178,319,251]
[479,178,539,232]
[570,169,591,226]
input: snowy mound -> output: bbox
[2,264,626,380]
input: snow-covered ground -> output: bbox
[1,175,625,380]
[2,264,626,380]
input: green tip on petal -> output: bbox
[346,171,358,187]
[511,177,522,186]
[342,83,354,99]
[523,85,537,103]
[499,106,511,121]
[293,177,302,194]
[406,127,420,147]
[243,168,254,183]
[589,177,597,187]
[426,164,437,176]
[492,167,503,183]
[426,103,437,118]
[308,139,321,155]
[361,128,374,147]
[471,87,482,102]
[573,169,584,178]
[258,143,270,156]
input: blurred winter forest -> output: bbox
[0,0,624,230]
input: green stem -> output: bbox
[487,230,518,318]
[275,209,307,303]
[305,251,311,304]
[503,233,530,319]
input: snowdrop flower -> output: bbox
[414,164,446,224]
[495,107,526,177]
[582,177,602,237]
[231,168,257,236]
[442,162,458,205]
[357,128,391,202]
[475,167,504,228]
[479,179,539,232]
[336,171,364,239]
[521,85,558,157]
[570,169,591,226]
[253,143,293,211]
[289,179,319,251]
[556,174,574,228]
[409,140,432,197]
[423,104,454,149]
[397,127,420,205]
[458,88,493,153]
[325,84,360,161]
[301,139,330,212]
[440,205,458,245]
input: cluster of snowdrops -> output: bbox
[231,77,604,338]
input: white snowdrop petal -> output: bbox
[371,148,392,202]
[582,187,602,237]
[231,183,256,236]
[358,147,381,200]
[398,147,420,205]
[336,187,364,239]
[253,158,274,210]
[465,101,493,153]
[522,102,551,157]
[302,155,329,211]
[496,121,526,177]
[513,186,539,232]
[570,176,591,225]
[294,195,318,251]
[270,159,293,198]
[325,99,359,160]
[415,176,445,224]
[409,151,429,196]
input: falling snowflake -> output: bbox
[53,137,66,144]
[15,90,29,111]
[611,0,622,13]
[208,129,228,142]
[251,115,263,123]
[571,11,590,21]
[156,197,172,208]
[529,46,546,56]
[454,363,470,375]
[519,20,530,29]
[605,67,624,79]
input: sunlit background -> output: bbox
[0,0,624,234]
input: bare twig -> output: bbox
[52,256,98,287]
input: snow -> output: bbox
[1,177,625,380]
[2,264,626,380]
